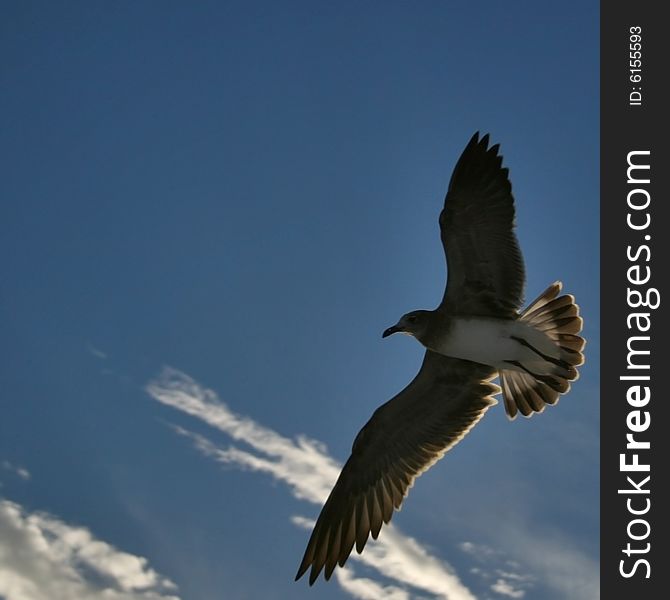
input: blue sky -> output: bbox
[1,2,599,599]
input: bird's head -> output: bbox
[382,310,432,340]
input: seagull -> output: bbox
[295,132,585,584]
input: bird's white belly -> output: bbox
[433,317,558,372]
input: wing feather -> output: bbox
[439,132,525,316]
[295,351,499,583]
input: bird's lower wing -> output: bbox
[295,351,499,584]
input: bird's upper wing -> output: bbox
[295,351,498,584]
[439,132,525,317]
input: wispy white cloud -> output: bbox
[147,367,599,600]
[459,541,532,599]
[490,579,525,598]
[1,460,31,481]
[334,566,410,600]
[460,524,599,600]
[147,367,476,600]
[0,498,179,600]
[86,344,108,360]
[460,541,498,561]
[491,523,599,600]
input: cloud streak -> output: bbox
[492,524,599,600]
[147,367,599,600]
[0,498,179,600]
[147,367,476,600]
[460,541,532,598]
[1,460,31,481]
[460,529,598,600]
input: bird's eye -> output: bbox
[407,315,417,323]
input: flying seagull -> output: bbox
[295,132,585,584]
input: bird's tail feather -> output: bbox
[500,282,585,419]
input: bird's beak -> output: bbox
[382,324,401,338]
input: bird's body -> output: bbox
[295,132,586,584]
[430,316,560,373]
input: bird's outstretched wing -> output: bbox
[295,352,498,584]
[439,132,525,317]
